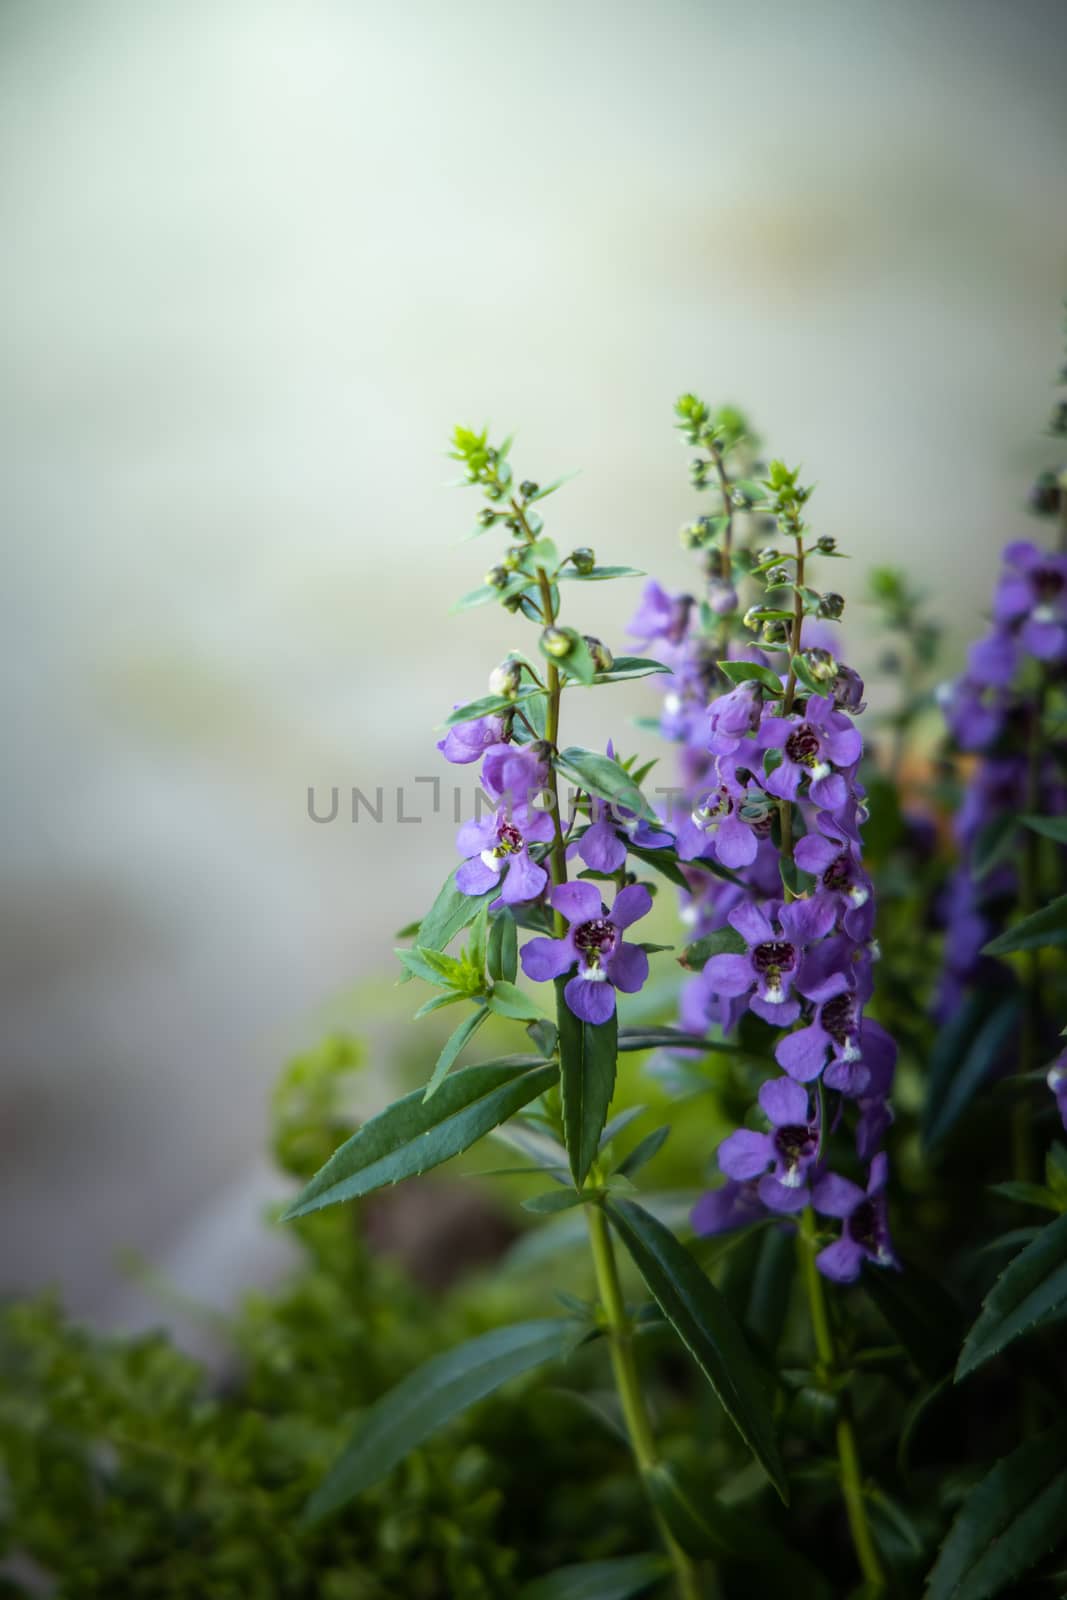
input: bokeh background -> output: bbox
[3,0,1066,1336]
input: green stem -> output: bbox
[587,1205,705,1600]
[1014,684,1045,1184]
[798,1209,885,1592]
[777,524,806,892]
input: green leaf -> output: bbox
[680,926,748,969]
[987,1181,1061,1212]
[789,653,825,697]
[718,660,785,694]
[442,687,545,726]
[971,814,1019,880]
[521,1189,588,1215]
[983,895,1067,954]
[282,1057,557,1218]
[862,1256,965,1379]
[416,869,497,953]
[604,1197,788,1500]
[617,1026,752,1055]
[593,655,672,681]
[557,982,618,1188]
[396,945,463,988]
[556,746,655,822]
[303,1320,576,1524]
[922,990,1023,1151]
[517,1554,669,1600]
[956,1211,1067,1379]
[423,1007,489,1100]
[524,472,580,505]
[488,979,549,1021]
[487,910,518,983]
[623,843,690,891]
[925,1424,1067,1600]
[1021,813,1067,844]
[560,633,598,687]
[614,1125,670,1179]
[556,564,645,582]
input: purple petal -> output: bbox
[750,995,801,1027]
[691,1180,763,1236]
[456,856,500,895]
[763,763,801,801]
[825,725,863,767]
[456,815,498,855]
[758,1174,809,1214]
[611,883,653,930]
[520,935,574,982]
[552,880,603,925]
[775,1024,829,1082]
[781,894,837,944]
[718,1129,773,1180]
[812,1170,865,1219]
[759,1075,810,1126]
[500,851,547,904]
[728,901,773,946]
[704,953,754,996]
[816,1237,865,1283]
[564,974,616,1024]
[716,814,758,868]
[606,941,649,994]
[1022,617,1066,661]
[809,772,848,810]
[577,818,627,873]
[794,833,836,875]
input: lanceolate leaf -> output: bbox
[592,655,671,681]
[614,1125,670,1179]
[282,1057,557,1218]
[680,927,748,969]
[863,1256,965,1379]
[956,1211,1067,1379]
[303,1320,577,1525]
[442,686,546,725]
[718,660,785,694]
[487,910,518,983]
[925,1424,1067,1600]
[982,894,1067,954]
[617,1026,753,1055]
[556,981,618,1188]
[556,564,646,582]
[517,1554,668,1600]
[604,1197,788,1501]
[423,1007,489,1100]
[555,747,656,822]
[489,979,550,1022]
[922,989,1022,1152]
[1021,813,1067,844]
[416,868,497,953]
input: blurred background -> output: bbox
[2,0,1066,1337]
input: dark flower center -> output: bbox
[694,786,731,825]
[495,821,524,855]
[1033,567,1064,603]
[752,940,797,978]
[847,1199,879,1252]
[574,918,618,966]
[823,852,853,891]
[821,992,856,1046]
[785,723,821,766]
[774,1123,816,1172]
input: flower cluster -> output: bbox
[634,450,898,1282]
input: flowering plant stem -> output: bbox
[797,1207,886,1592]
[586,1203,706,1600]
[532,547,706,1599]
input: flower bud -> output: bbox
[485,564,510,589]
[707,579,738,615]
[804,647,838,682]
[742,606,763,632]
[756,547,779,566]
[477,507,497,527]
[583,635,614,673]
[541,626,574,658]
[504,515,522,533]
[519,479,539,499]
[1029,470,1062,516]
[689,458,709,486]
[571,546,596,574]
[818,592,845,619]
[680,521,705,551]
[767,565,790,587]
[501,547,522,571]
[486,485,504,501]
[832,664,866,712]
[1051,401,1067,437]
[762,620,788,645]
[817,534,836,553]
[488,658,522,699]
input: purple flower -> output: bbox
[775,980,860,1083]
[757,694,863,812]
[1048,1054,1067,1132]
[812,1153,896,1283]
[994,541,1067,662]
[482,741,550,808]
[717,1077,821,1213]
[707,682,763,756]
[520,881,652,1024]
[691,1177,766,1237]
[568,793,673,874]
[437,713,506,764]
[794,813,873,939]
[937,676,1009,752]
[627,580,693,649]
[703,895,838,1026]
[455,805,554,903]
[675,768,770,870]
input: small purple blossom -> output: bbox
[794,812,873,940]
[812,1153,897,1283]
[627,580,694,651]
[437,713,506,764]
[455,805,554,903]
[568,793,673,874]
[758,694,863,813]
[520,881,652,1024]
[1048,1054,1067,1132]
[707,682,763,756]
[704,895,838,1026]
[717,1077,821,1213]
[691,1177,766,1237]
[994,540,1067,663]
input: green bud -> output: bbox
[485,565,510,589]
[742,606,763,632]
[486,485,504,501]
[818,592,845,620]
[501,547,522,571]
[803,647,838,682]
[584,635,614,673]
[816,534,836,553]
[541,626,574,658]
[767,565,790,587]
[689,458,709,486]
[571,546,596,574]
[477,506,497,527]
[761,620,788,645]
[519,479,539,498]
[504,515,522,534]
[680,521,705,551]
[756,547,779,566]
[488,658,522,699]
